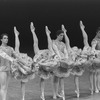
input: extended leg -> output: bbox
[30,22,39,54]
[14,27,20,53]
[45,26,54,54]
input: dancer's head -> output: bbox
[0,33,8,45]
[56,30,64,41]
[95,27,100,39]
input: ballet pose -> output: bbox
[31,22,58,100]
[79,21,100,94]
[90,27,100,94]
[62,25,80,98]
[51,27,70,100]
[79,21,96,95]
[62,23,89,98]
[12,26,34,100]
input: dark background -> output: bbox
[0,0,100,57]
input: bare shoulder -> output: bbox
[7,46,14,51]
[61,41,66,46]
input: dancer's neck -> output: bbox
[1,43,7,47]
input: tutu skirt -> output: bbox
[11,59,35,82]
[53,61,72,78]
[71,64,85,76]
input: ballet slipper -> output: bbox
[75,90,80,98]
[95,89,99,93]
[57,93,62,98]
[90,90,93,95]
[53,95,57,99]
[40,95,45,100]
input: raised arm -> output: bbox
[30,22,39,54]
[45,26,54,54]
[14,26,20,53]
[80,20,89,47]
[61,24,71,51]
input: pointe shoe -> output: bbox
[22,98,25,100]
[57,93,63,98]
[62,96,65,100]
[40,95,45,100]
[90,90,93,95]
[53,95,57,99]
[95,89,99,93]
[75,90,80,98]
[57,93,65,100]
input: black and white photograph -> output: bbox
[0,0,100,100]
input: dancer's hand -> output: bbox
[80,20,85,29]
[45,26,51,35]
[14,26,19,35]
[61,24,67,33]
[30,22,35,33]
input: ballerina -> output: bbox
[79,20,96,95]
[12,26,35,100]
[61,24,84,98]
[79,21,100,94]
[90,27,100,93]
[31,22,58,100]
[51,26,71,100]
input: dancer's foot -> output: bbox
[53,95,57,99]
[90,90,94,95]
[62,96,65,100]
[95,89,99,93]
[57,93,63,98]
[53,93,63,99]
[45,26,51,35]
[14,26,19,35]
[57,92,65,100]
[22,98,25,100]
[40,95,45,100]
[75,90,80,98]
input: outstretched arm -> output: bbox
[14,26,20,53]
[45,26,54,54]
[80,20,89,47]
[61,24,71,51]
[30,22,39,54]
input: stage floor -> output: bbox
[5,71,100,100]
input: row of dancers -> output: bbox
[0,21,100,100]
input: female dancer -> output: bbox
[90,27,100,93]
[51,28,71,100]
[79,21,100,94]
[62,23,88,98]
[31,22,58,100]
[62,25,80,98]
[13,27,34,100]
[79,21,96,95]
